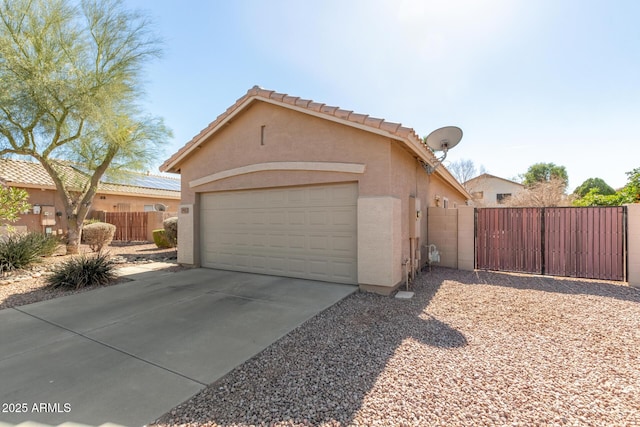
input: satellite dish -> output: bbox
[154,203,167,212]
[422,126,463,174]
[425,126,462,152]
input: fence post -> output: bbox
[626,204,640,288]
[457,206,475,271]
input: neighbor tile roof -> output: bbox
[161,86,431,172]
[464,173,524,187]
[0,158,180,198]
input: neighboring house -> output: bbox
[161,86,470,294]
[0,158,180,235]
[464,173,525,207]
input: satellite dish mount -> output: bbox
[422,126,463,174]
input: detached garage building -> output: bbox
[161,86,469,294]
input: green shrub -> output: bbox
[0,232,60,272]
[47,252,116,290]
[29,233,61,257]
[152,228,171,248]
[82,222,116,252]
[163,217,178,247]
[83,218,102,225]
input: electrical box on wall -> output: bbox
[40,206,56,226]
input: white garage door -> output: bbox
[200,183,358,284]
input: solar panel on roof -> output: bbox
[70,165,180,191]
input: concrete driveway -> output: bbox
[0,268,356,426]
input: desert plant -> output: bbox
[152,229,171,248]
[82,222,116,252]
[83,218,103,226]
[0,232,60,272]
[27,233,61,257]
[46,252,116,290]
[163,217,178,247]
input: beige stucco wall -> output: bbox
[10,187,179,235]
[177,204,195,265]
[427,207,459,268]
[174,101,468,291]
[627,204,640,288]
[178,102,392,200]
[467,176,524,207]
[357,197,402,293]
[90,194,180,213]
[457,206,475,271]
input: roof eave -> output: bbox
[160,94,415,173]
[160,88,470,200]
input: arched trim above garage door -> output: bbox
[189,162,366,188]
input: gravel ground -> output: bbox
[152,268,640,427]
[0,242,181,310]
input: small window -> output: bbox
[496,193,512,204]
[144,205,155,212]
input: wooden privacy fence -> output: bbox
[104,212,148,241]
[476,206,627,281]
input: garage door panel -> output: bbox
[201,183,357,284]
[308,210,328,226]
[268,233,287,248]
[288,234,306,249]
[288,211,306,225]
[288,258,306,274]
[309,235,328,251]
[332,235,356,252]
[333,260,355,281]
[333,209,356,226]
[251,233,267,247]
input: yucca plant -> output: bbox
[0,232,60,271]
[47,252,117,290]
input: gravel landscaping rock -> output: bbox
[152,268,640,427]
[0,242,182,310]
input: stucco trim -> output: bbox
[189,162,366,188]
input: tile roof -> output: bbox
[161,86,431,172]
[160,86,469,198]
[0,158,180,199]
[464,173,524,187]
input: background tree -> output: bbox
[574,168,640,206]
[522,162,569,190]
[505,177,572,207]
[447,158,486,185]
[573,177,615,198]
[0,181,31,225]
[0,0,170,253]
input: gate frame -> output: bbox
[474,206,628,282]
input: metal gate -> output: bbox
[476,207,626,281]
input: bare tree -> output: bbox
[448,159,486,184]
[504,178,573,207]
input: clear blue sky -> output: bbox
[129,0,640,192]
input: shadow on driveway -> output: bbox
[153,269,466,426]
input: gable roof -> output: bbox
[160,86,470,198]
[464,173,524,187]
[0,158,180,199]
